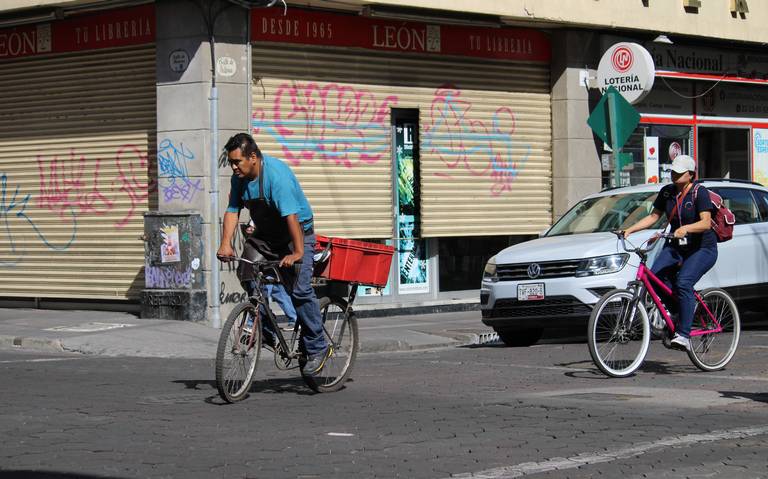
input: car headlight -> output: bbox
[575,254,629,277]
[483,256,498,283]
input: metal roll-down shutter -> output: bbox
[0,45,156,300]
[251,43,551,239]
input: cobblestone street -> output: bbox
[2,328,768,478]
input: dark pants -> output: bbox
[651,244,718,338]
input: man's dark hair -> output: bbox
[220,133,262,166]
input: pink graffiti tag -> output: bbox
[37,149,113,217]
[423,87,529,196]
[114,145,153,228]
[36,145,155,228]
[253,82,398,167]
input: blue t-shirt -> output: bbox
[226,155,313,230]
[653,183,716,249]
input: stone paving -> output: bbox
[1,328,768,478]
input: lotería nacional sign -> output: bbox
[597,42,656,104]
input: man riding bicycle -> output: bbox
[620,155,717,352]
[216,133,330,375]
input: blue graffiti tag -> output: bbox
[0,173,77,267]
[157,139,203,203]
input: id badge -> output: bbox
[678,237,688,246]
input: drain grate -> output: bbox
[475,331,500,345]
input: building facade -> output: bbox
[0,0,766,321]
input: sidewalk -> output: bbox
[0,308,494,359]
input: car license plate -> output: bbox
[517,283,545,301]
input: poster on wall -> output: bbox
[160,225,181,263]
[398,215,428,294]
[396,122,429,295]
[754,129,768,186]
[643,136,659,183]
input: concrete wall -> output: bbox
[155,0,251,323]
[550,30,603,221]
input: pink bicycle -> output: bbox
[587,232,741,377]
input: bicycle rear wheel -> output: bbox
[587,289,650,378]
[215,302,262,403]
[302,296,359,393]
[687,288,740,372]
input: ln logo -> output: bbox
[611,46,633,73]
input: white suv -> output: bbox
[480,180,768,346]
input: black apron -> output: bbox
[237,159,294,285]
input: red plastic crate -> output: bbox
[315,235,394,287]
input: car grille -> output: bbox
[483,296,592,319]
[496,259,583,281]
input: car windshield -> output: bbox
[546,191,666,236]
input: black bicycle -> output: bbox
[214,257,359,402]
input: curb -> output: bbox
[0,335,65,354]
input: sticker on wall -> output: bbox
[169,49,190,74]
[216,56,237,77]
[160,225,181,264]
[191,258,201,271]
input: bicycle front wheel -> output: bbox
[587,289,650,378]
[687,288,740,372]
[302,296,359,393]
[215,302,262,403]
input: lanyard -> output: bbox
[669,183,693,225]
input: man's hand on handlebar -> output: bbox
[217,244,236,262]
[280,252,303,268]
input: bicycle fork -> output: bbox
[615,282,646,342]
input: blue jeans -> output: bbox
[265,283,297,325]
[651,244,718,338]
[242,234,327,356]
[291,234,327,356]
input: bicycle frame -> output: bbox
[635,261,722,337]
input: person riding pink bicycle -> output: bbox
[620,155,717,352]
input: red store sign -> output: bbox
[251,8,550,62]
[0,4,154,60]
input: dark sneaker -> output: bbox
[262,332,277,352]
[304,346,333,376]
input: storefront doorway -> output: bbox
[697,127,750,180]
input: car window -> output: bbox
[752,190,768,222]
[708,187,760,225]
[546,191,665,236]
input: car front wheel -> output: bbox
[495,328,543,347]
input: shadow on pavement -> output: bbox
[718,391,768,404]
[173,377,316,405]
[0,471,129,479]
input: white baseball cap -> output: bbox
[670,154,696,174]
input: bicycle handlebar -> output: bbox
[612,231,676,255]
[215,256,302,266]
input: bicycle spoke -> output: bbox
[688,289,740,372]
[588,290,650,377]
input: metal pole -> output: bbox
[209,32,221,329]
[607,90,622,188]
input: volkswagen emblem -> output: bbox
[527,263,541,279]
